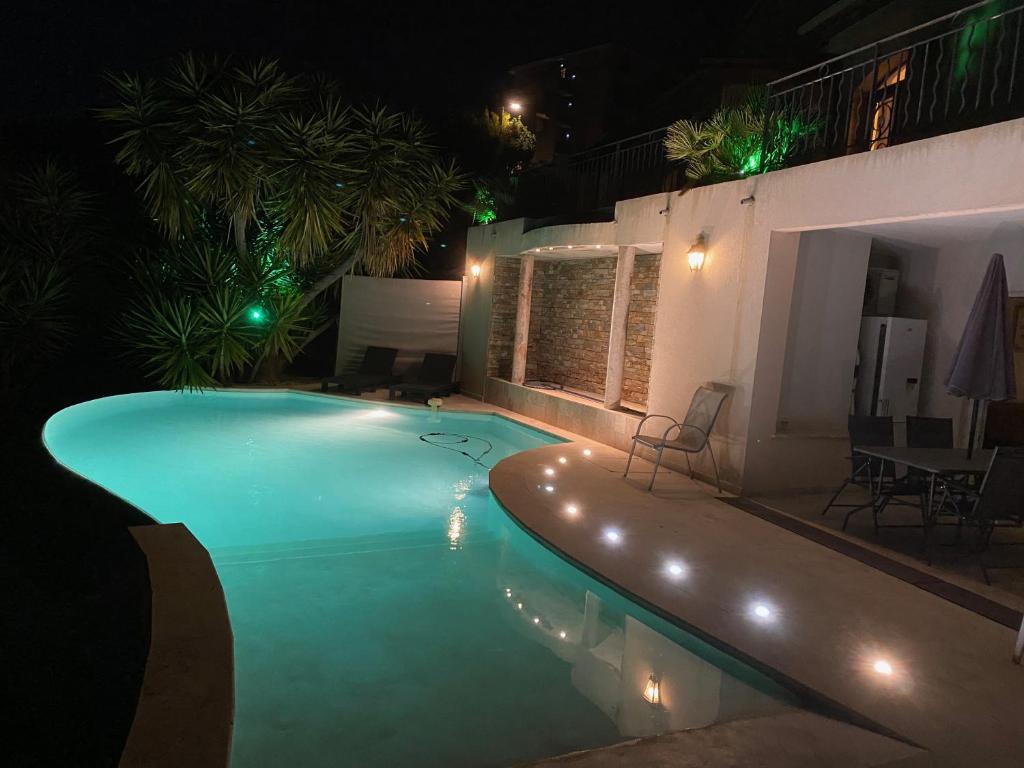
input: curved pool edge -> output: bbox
[488,443,920,753]
[122,523,235,768]
[40,387,573,768]
[43,394,235,767]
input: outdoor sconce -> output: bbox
[469,262,481,278]
[687,234,706,272]
[642,674,661,705]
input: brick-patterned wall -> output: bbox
[622,254,661,406]
[527,258,616,396]
[486,253,661,407]
[486,257,520,379]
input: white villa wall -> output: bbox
[776,230,871,436]
[462,118,1024,493]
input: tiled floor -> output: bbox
[755,489,1024,607]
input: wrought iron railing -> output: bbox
[763,1,1024,170]
[516,127,680,217]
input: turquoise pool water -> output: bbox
[45,391,794,767]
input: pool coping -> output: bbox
[121,523,234,768]
[488,442,1024,767]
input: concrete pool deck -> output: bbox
[490,441,1024,767]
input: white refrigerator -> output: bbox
[854,316,927,422]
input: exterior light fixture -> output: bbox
[564,504,578,517]
[469,262,481,278]
[508,101,523,113]
[687,234,706,272]
[544,467,555,476]
[582,448,592,457]
[873,659,894,676]
[248,306,266,323]
[557,456,567,464]
[603,528,622,544]
[543,485,555,493]
[642,674,661,705]
[559,631,567,639]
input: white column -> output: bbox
[603,245,636,408]
[511,253,535,385]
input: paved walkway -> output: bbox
[490,441,1024,767]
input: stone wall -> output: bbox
[622,254,661,405]
[486,253,661,407]
[486,256,520,379]
[526,258,616,396]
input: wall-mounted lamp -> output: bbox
[642,674,662,705]
[687,234,706,272]
[469,262,481,278]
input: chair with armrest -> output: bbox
[624,385,729,492]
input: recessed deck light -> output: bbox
[543,485,555,493]
[665,561,686,579]
[603,528,622,544]
[533,617,540,624]
[873,659,894,676]
[516,602,523,610]
[559,630,567,639]
[544,467,555,476]
[749,602,775,622]
[582,448,592,457]
[564,504,579,516]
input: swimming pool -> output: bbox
[45,391,795,767]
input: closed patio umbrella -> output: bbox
[945,253,1016,457]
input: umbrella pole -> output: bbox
[967,399,980,459]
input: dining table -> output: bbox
[853,446,993,536]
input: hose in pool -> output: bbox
[419,432,494,469]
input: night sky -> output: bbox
[0,0,833,124]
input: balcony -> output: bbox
[510,2,1024,223]
[515,127,682,224]
[763,1,1024,169]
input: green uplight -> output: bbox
[249,307,266,323]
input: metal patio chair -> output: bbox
[964,446,1024,585]
[822,415,895,530]
[624,385,728,492]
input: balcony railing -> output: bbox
[516,127,681,219]
[763,1,1024,170]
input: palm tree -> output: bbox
[99,55,464,388]
[0,162,95,392]
[664,90,816,185]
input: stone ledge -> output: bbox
[121,523,234,768]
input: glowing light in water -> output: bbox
[447,507,466,550]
